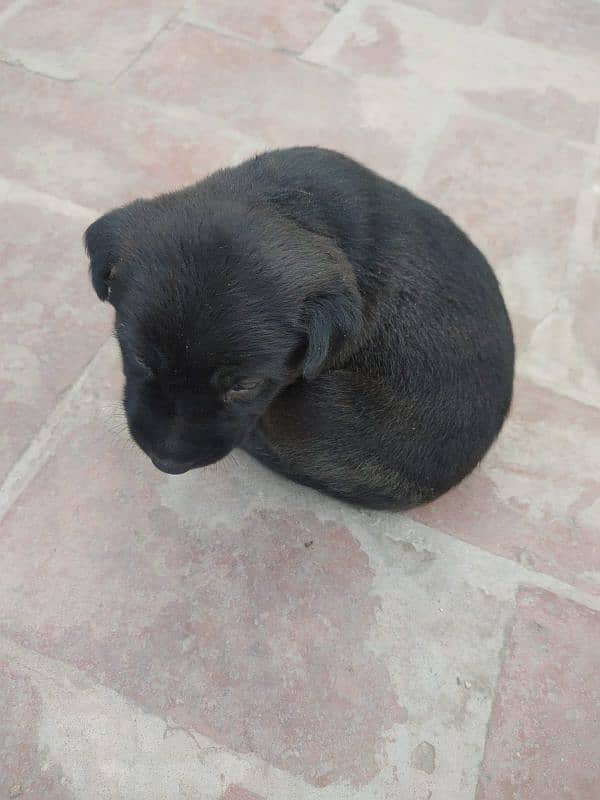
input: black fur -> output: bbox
[85,147,514,510]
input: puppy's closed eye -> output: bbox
[223,378,264,403]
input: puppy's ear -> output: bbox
[301,287,362,380]
[84,209,123,301]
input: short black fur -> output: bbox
[85,147,514,510]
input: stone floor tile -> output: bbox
[518,259,600,408]
[182,0,334,53]
[412,377,600,594]
[463,86,599,144]
[117,21,438,183]
[306,2,410,77]
[0,636,247,800]
[492,0,600,59]
[397,0,494,24]
[0,665,75,799]
[0,184,108,484]
[419,113,586,359]
[0,0,181,82]
[304,0,600,142]
[419,112,599,408]
[476,586,600,800]
[420,111,586,264]
[595,175,600,248]
[0,64,261,211]
[220,786,265,800]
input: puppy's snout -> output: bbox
[147,433,234,474]
[151,456,196,475]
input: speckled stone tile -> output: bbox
[477,587,600,800]
[0,0,181,82]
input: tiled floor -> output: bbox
[1,1,599,798]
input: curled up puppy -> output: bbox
[85,147,514,510]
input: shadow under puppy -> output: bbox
[85,147,514,510]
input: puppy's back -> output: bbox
[224,147,515,491]
[219,147,513,386]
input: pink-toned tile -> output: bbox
[594,187,600,249]
[477,587,600,800]
[421,115,580,264]
[571,268,600,377]
[412,378,600,593]
[492,0,600,58]
[327,6,409,76]
[0,196,108,483]
[420,112,599,406]
[305,1,600,144]
[0,665,75,799]
[465,86,599,144]
[117,21,430,182]
[420,113,586,353]
[0,355,404,788]
[182,0,333,52]
[221,786,265,800]
[518,261,600,408]
[0,0,181,82]
[399,0,494,24]
[0,64,259,210]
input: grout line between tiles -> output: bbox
[0,50,77,82]
[111,4,185,86]
[378,513,600,613]
[0,337,113,526]
[0,0,32,29]
[0,174,97,220]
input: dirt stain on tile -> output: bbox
[411,740,436,774]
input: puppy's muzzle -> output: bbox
[151,456,197,475]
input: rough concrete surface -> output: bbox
[1,1,599,798]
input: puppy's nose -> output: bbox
[151,456,195,475]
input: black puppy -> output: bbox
[85,147,514,510]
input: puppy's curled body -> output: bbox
[85,147,514,510]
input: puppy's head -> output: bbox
[85,195,362,474]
